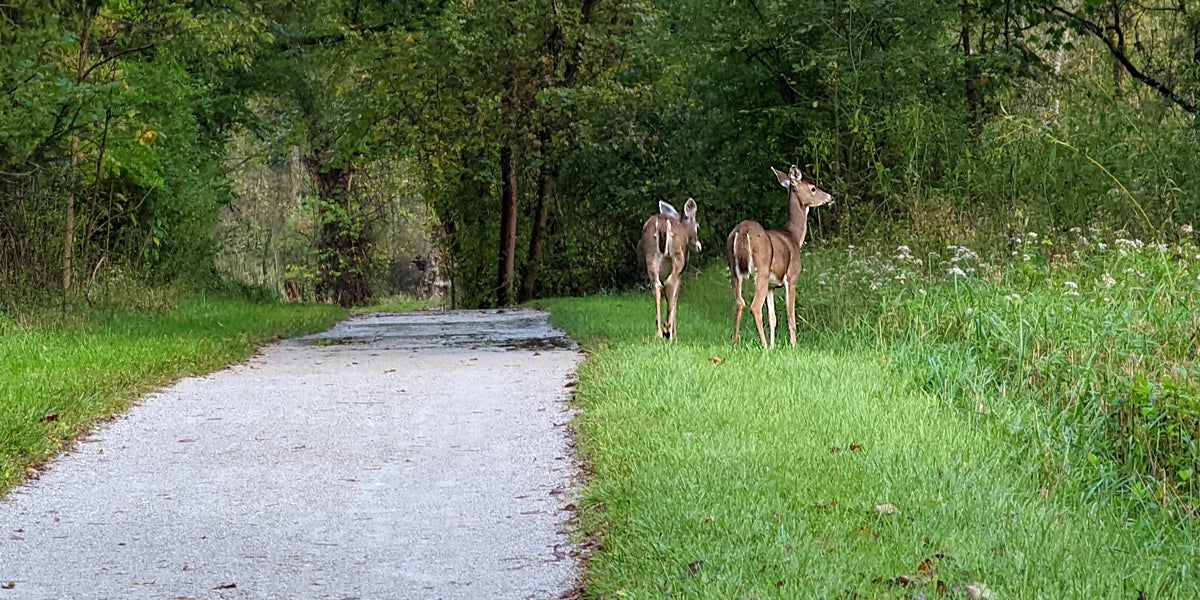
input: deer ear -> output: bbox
[658,201,680,219]
[789,164,803,180]
[771,166,790,188]
[683,198,697,219]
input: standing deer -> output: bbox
[640,198,701,339]
[727,165,833,347]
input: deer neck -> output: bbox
[783,189,810,247]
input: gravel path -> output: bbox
[0,309,582,599]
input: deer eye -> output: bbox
[809,186,816,193]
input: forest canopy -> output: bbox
[1,0,1196,309]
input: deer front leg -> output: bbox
[784,275,798,346]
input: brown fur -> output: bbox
[727,166,832,347]
[640,199,700,339]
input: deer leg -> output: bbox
[749,272,770,348]
[664,264,682,340]
[784,275,798,346]
[649,263,664,338]
[731,272,745,346]
[767,287,777,348]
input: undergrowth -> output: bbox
[801,225,1200,517]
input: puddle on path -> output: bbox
[288,308,576,352]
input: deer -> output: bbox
[727,165,833,347]
[640,198,701,340]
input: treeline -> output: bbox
[2,0,1197,309]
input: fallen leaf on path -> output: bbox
[708,356,724,365]
[40,412,59,423]
[212,582,237,590]
[849,443,863,452]
[829,446,842,453]
[874,503,897,515]
[686,560,705,575]
[178,438,198,443]
[2,582,14,589]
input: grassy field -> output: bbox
[0,297,345,496]
[542,227,1199,598]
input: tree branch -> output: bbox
[1046,5,1196,114]
[78,43,154,83]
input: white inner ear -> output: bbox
[659,201,680,219]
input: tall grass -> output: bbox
[800,227,1200,516]
[0,297,345,496]
[543,224,1199,598]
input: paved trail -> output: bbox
[0,309,581,599]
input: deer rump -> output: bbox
[728,222,798,285]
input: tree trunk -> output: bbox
[310,160,370,307]
[961,0,980,128]
[518,156,554,303]
[497,144,518,306]
[62,135,77,314]
[62,29,90,315]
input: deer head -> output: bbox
[771,165,834,208]
[659,198,701,253]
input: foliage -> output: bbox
[802,226,1200,516]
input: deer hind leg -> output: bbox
[649,263,664,338]
[731,268,746,345]
[767,287,778,348]
[749,270,770,348]
[664,257,684,340]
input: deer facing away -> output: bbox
[727,166,833,347]
[640,198,700,339]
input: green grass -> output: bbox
[358,294,442,313]
[542,227,1200,598]
[0,297,345,496]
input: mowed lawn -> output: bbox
[543,265,1198,599]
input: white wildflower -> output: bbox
[965,307,975,316]
[1064,281,1078,289]
[948,266,967,277]
[1022,254,1031,262]
[1027,231,1039,240]
[1069,227,1082,234]
[1183,224,1194,234]
[1098,243,1108,250]
[918,288,927,296]
[1005,293,1022,303]
[1100,273,1116,288]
